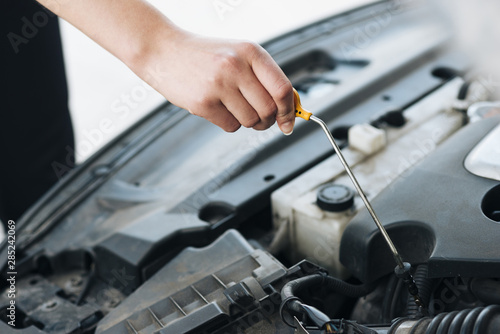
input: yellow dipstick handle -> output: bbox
[293,88,313,121]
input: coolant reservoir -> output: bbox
[291,184,356,278]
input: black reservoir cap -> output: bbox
[316,184,354,212]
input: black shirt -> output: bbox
[1,0,75,226]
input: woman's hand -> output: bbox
[136,31,295,134]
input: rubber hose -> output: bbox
[383,274,400,321]
[281,274,376,314]
[390,305,500,333]
[405,265,434,318]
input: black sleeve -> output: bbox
[0,0,75,227]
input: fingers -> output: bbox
[237,73,278,130]
[204,41,294,134]
[221,89,261,128]
[191,101,241,132]
[249,44,295,134]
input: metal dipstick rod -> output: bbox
[293,89,423,307]
[310,115,404,268]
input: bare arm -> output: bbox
[37,0,295,134]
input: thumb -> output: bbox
[276,91,295,135]
[250,45,295,134]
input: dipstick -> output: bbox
[293,88,423,307]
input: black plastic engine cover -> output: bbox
[95,230,291,334]
[340,117,500,283]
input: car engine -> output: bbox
[1,1,500,333]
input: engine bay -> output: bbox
[2,1,500,333]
